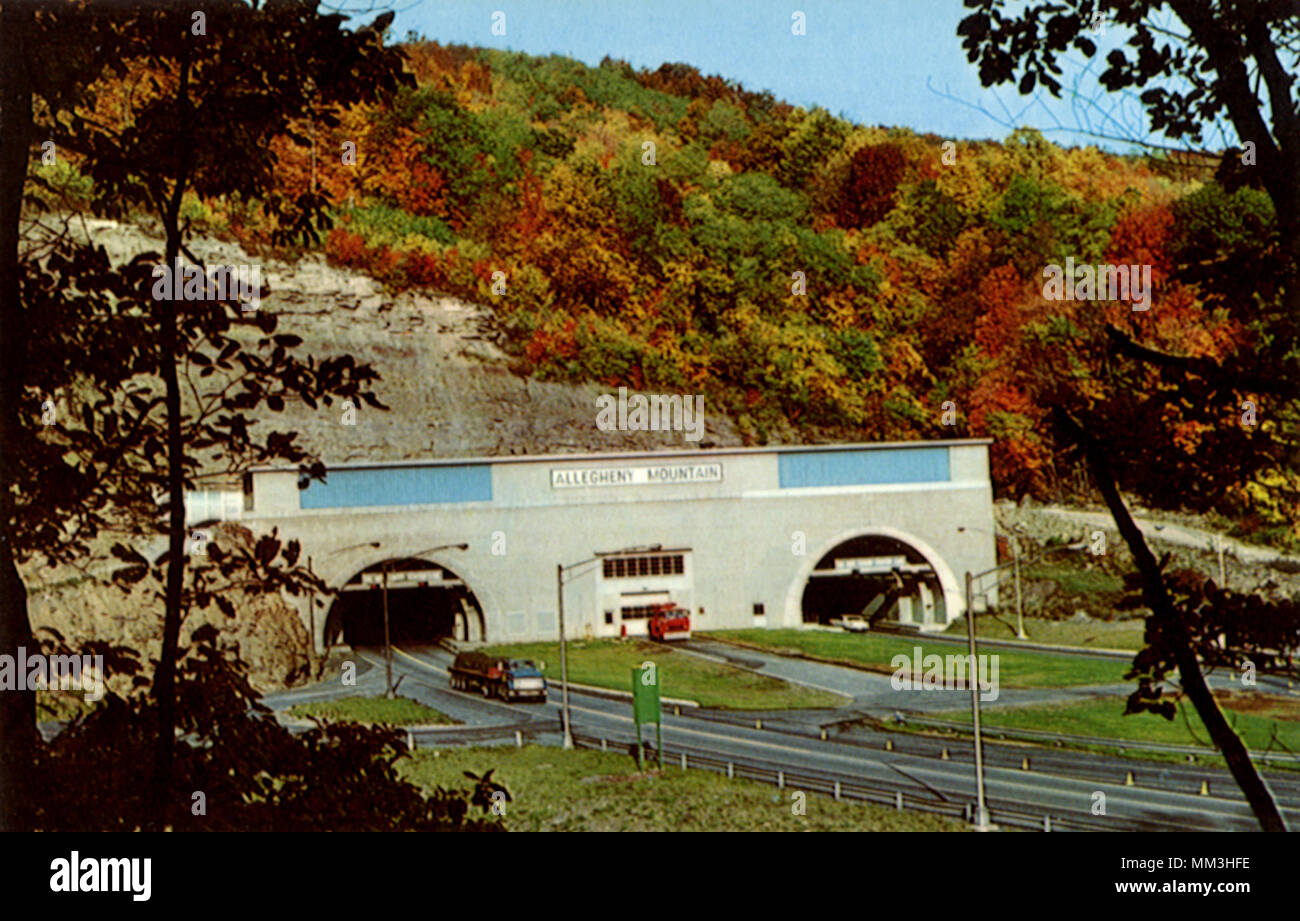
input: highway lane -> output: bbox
[264,644,1300,809]
[388,644,1300,831]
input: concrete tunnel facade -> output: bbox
[229,439,997,652]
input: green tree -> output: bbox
[777,107,848,189]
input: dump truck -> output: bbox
[449,651,548,702]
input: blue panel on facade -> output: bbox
[778,447,949,488]
[300,465,492,509]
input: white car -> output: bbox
[838,615,869,633]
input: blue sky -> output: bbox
[361,0,1206,151]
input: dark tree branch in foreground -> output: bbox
[1054,407,1288,832]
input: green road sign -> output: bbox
[631,663,661,723]
[631,662,663,770]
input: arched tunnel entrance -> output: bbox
[324,558,485,649]
[800,534,948,630]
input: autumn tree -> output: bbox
[837,143,908,228]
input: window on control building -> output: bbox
[620,604,660,619]
[600,553,686,579]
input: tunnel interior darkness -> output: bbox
[800,535,940,626]
[324,558,483,648]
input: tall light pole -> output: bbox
[382,561,393,698]
[557,544,662,750]
[964,569,992,831]
[958,525,1024,639]
[378,542,469,699]
[556,563,572,748]
[962,538,1089,829]
[317,541,382,668]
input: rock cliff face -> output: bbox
[26,524,310,696]
[82,219,744,465]
[27,219,743,692]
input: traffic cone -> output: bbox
[1200,780,1210,796]
[1125,771,1135,786]
[941,747,949,760]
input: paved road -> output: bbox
[1039,505,1300,568]
[263,650,535,728]
[357,644,1300,831]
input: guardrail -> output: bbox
[567,730,1198,832]
[406,721,550,750]
[903,715,1300,765]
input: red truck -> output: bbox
[647,604,692,642]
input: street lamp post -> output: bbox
[964,569,992,831]
[375,542,468,698]
[962,538,1089,829]
[1011,537,1024,639]
[556,563,572,749]
[306,555,316,677]
[382,561,393,698]
[317,541,383,668]
[958,525,1024,638]
[556,544,662,751]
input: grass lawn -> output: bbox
[935,693,1300,755]
[398,744,967,831]
[479,638,846,710]
[940,613,1147,652]
[288,695,459,726]
[1022,561,1125,597]
[704,628,1128,688]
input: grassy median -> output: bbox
[935,692,1300,755]
[479,638,847,709]
[399,744,966,831]
[288,695,459,726]
[705,628,1127,688]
